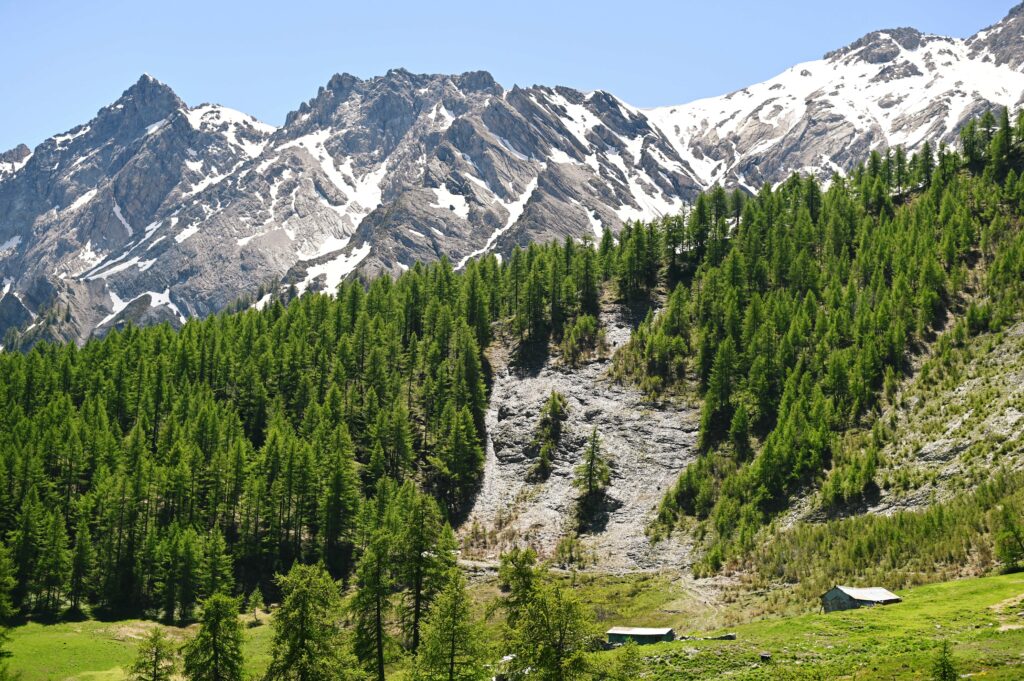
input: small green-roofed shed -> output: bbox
[606,626,675,644]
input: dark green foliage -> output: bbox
[264,562,360,681]
[496,547,539,628]
[351,480,454,678]
[0,252,540,614]
[413,569,485,681]
[744,470,1024,601]
[995,503,1024,572]
[572,429,610,525]
[930,641,958,681]
[0,212,622,619]
[530,391,568,480]
[505,578,596,681]
[182,593,245,681]
[129,627,177,681]
[245,587,264,625]
[560,315,602,367]
[498,548,595,679]
[615,109,1024,571]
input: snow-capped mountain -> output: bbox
[1,5,1023,345]
[649,7,1024,189]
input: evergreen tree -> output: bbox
[930,640,958,681]
[10,487,44,611]
[182,593,245,681]
[0,544,14,620]
[246,588,264,625]
[506,579,595,681]
[572,429,611,524]
[37,510,71,613]
[352,539,393,681]
[395,486,455,653]
[264,563,360,681]
[129,628,177,681]
[496,547,538,629]
[413,569,485,681]
[995,504,1024,571]
[200,530,234,599]
[69,517,95,613]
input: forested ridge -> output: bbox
[612,107,1024,572]
[0,108,1024,678]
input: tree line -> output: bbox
[611,108,1024,572]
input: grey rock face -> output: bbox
[1,7,1023,345]
[462,303,697,570]
[0,144,31,183]
[967,2,1024,71]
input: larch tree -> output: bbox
[264,562,360,681]
[129,627,177,681]
[182,593,245,681]
[413,569,485,681]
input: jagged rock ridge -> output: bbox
[0,7,1023,344]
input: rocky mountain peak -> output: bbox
[3,8,1024,347]
[0,144,30,165]
[116,74,184,114]
[968,3,1024,70]
[825,27,924,64]
[452,70,502,95]
[0,144,31,182]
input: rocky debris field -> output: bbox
[461,302,699,571]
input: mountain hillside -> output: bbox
[1,6,1023,344]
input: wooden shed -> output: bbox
[606,626,675,645]
[821,585,901,613]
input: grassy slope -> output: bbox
[595,572,1024,680]
[8,572,1024,680]
[7,614,274,681]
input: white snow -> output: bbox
[278,130,388,226]
[431,185,470,220]
[63,188,97,213]
[98,290,129,327]
[492,134,530,161]
[183,161,244,198]
[644,30,1024,187]
[185,105,275,158]
[174,224,200,243]
[1,278,11,297]
[587,209,603,239]
[253,293,273,311]
[52,126,90,146]
[112,203,134,235]
[0,153,31,179]
[457,169,543,269]
[0,235,22,253]
[86,257,141,280]
[73,240,104,275]
[145,118,169,136]
[547,148,578,165]
[98,288,186,327]
[426,103,455,130]
[299,242,372,294]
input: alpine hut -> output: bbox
[606,627,675,645]
[821,585,902,613]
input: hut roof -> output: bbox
[606,627,674,636]
[831,586,901,603]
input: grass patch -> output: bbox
[6,572,1024,679]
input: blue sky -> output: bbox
[0,0,1015,151]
